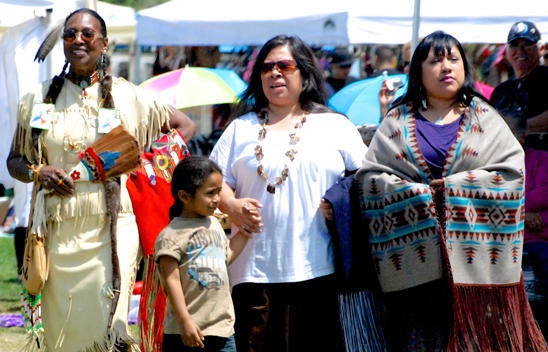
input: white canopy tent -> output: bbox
[136,0,350,47]
[348,0,548,45]
[0,0,136,43]
[136,0,548,47]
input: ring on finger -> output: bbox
[57,179,64,186]
[242,223,248,231]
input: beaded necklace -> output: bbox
[255,111,307,194]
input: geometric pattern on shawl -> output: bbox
[362,178,443,292]
[445,174,525,285]
[359,98,526,292]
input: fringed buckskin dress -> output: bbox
[16,76,172,352]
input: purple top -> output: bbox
[415,112,463,179]
[525,148,548,243]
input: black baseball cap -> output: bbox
[331,49,354,67]
[507,21,541,44]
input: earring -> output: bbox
[60,60,69,76]
[421,98,428,110]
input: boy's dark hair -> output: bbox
[169,156,222,220]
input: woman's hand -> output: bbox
[218,183,263,236]
[36,165,74,197]
[525,212,544,232]
[320,198,334,221]
[233,199,263,236]
[378,80,398,119]
[429,178,445,193]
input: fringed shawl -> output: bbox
[356,98,547,351]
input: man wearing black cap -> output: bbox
[491,21,548,151]
[492,21,548,339]
[325,48,358,98]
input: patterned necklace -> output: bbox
[67,70,99,99]
[255,111,307,194]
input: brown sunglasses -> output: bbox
[260,60,298,74]
[62,28,103,42]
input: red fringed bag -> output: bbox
[126,129,190,352]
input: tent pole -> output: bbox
[85,0,97,10]
[411,0,421,55]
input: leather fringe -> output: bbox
[138,257,166,352]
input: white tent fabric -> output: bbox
[136,0,548,46]
[136,0,350,46]
[0,0,136,42]
[348,0,548,44]
[0,14,63,225]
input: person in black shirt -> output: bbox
[325,48,358,98]
[491,21,548,151]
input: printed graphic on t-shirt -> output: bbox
[186,229,227,289]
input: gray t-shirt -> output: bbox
[154,216,234,337]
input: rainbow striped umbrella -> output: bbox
[139,65,247,109]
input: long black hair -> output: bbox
[169,156,223,220]
[396,31,489,112]
[233,34,331,118]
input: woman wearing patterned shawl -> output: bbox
[356,31,547,351]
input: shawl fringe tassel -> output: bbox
[448,278,547,352]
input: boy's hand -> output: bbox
[180,319,204,348]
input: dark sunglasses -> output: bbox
[508,40,536,49]
[260,60,298,74]
[62,28,103,42]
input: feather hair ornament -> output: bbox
[69,126,142,183]
[34,22,64,62]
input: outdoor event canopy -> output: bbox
[0,0,136,43]
[349,0,548,44]
[136,0,548,46]
[136,0,350,46]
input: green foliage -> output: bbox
[100,0,172,10]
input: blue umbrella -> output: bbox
[328,74,408,126]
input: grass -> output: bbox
[0,235,27,351]
[0,235,139,351]
[0,236,21,314]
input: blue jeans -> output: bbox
[162,334,236,352]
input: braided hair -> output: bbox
[44,8,114,109]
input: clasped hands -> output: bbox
[231,198,263,236]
